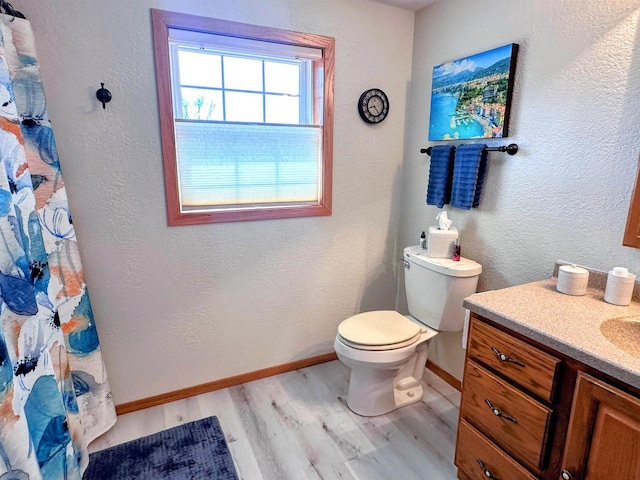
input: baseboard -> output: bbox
[426,361,462,391]
[116,352,338,415]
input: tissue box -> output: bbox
[427,227,458,258]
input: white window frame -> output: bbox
[151,9,334,225]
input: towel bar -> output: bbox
[420,143,518,156]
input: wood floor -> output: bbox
[89,360,462,479]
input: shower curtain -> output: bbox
[0,13,116,480]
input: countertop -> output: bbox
[463,277,640,391]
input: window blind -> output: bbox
[175,121,322,209]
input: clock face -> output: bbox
[358,89,389,124]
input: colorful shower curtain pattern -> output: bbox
[0,15,116,480]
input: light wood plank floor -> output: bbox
[89,360,461,479]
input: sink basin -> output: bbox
[600,316,640,359]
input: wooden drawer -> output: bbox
[460,360,553,472]
[468,317,561,402]
[456,419,537,480]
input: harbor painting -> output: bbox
[428,44,518,141]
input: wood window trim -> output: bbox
[151,9,334,226]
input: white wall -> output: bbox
[12,0,415,404]
[402,0,640,379]
[18,0,637,399]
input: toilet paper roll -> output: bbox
[462,309,471,349]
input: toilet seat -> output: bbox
[337,311,422,351]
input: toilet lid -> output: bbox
[338,311,421,348]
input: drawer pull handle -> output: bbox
[485,399,518,423]
[490,346,525,367]
[561,470,573,480]
[476,459,501,480]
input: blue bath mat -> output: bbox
[84,416,238,479]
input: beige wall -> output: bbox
[402,0,640,379]
[12,0,415,404]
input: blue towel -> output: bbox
[426,145,455,208]
[451,143,488,209]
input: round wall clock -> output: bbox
[358,88,389,124]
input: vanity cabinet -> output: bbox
[455,315,640,480]
[561,373,640,480]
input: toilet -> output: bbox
[334,246,482,416]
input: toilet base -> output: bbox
[394,383,424,409]
[343,341,430,417]
[345,370,425,416]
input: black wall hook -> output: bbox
[96,83,112,109]
[0,1,25,18]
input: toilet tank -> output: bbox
[403,246,482,332]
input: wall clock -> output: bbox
[358,88,389,124]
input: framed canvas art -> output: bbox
[428,43,518,141]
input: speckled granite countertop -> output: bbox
[464,277,640,390]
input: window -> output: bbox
[151,10,334,225]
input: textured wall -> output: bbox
[12,0,415,404]
[401,0,640,379]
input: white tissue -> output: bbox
[436,211,453,230]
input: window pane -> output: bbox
[264,62,299,95]
[180,88,223,120]
[225,91,263,122]
[223,56,263,91]
[265,94,299,124]
[178,50,222,88]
